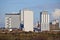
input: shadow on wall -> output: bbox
[20,23,24,30]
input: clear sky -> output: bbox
[0,0,60,27]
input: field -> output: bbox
[0,31,60,40]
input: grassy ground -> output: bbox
[0,31,60,40]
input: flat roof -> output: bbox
[5,13,20,15]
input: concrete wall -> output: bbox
[21,10,34,32]
[40,11,50,31]
[5,14,20,29]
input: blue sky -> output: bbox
[0,0,60,27]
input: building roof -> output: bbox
[40,11,48,14]
[5,13,20,15]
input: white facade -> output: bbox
[5,13,20,29]
[59,18,60,28]
[21,9,33,32]
[20,10,24,24]
[52,20,59,25]
[40,11,50,31]
[52,21,56,25]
